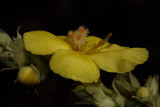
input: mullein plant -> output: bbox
[0,26,158,107]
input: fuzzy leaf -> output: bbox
[0,67,18,72]
[85,85,116,107]
[112,78,122,97]
[99,82,113,96]
[74,85,85,92]
[73,85,94,104]
[0,29,12,46]
[114,77,134,97]
[9,38,30,67]
[16,26,22,39]
[112,79,125,107]
[129,72,140,89]
[114,95,125,107]
[155,95,160,107]
[125,99,140,107]
[145,75,159,101]
[96,98,116,107]
[0,51,17,67]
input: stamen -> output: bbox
[71,32,74,38]
[104,32,112,42]
[77,34,82,40]
[85,33,112,54]
[84,39,104,54]
[68,31,74,38]
[76,46,80,51]
[96,39,104,48]
[68,26,89,51]
[80,29,85,32]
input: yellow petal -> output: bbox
[82,36,110,54]
[82,36,102,52]
[88,44,149,73]
[23,31,72,55]
[49,49,100,83]
[57,35,73,48]
[57,35,68,40]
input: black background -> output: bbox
[0,0,160,107]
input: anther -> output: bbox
[68,26,89,51]
[77,35,82,40]
[80,29,85,32]
[104,32,112,42]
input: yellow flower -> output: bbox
[23,26,149,83]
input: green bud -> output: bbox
[17,66,39,85]
[136,87,149,99]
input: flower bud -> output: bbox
[17,66,39,85]
[136,87,149,99]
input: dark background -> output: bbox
[0,0,160,107]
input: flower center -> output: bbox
[68,26,89,51]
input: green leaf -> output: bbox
[74,85,85,92]
[9,38,30,67]
[112,78,122,97]
[16,26,22,39]
[117,74,130,83]
[0,67,18,72]
[73,85,94,104]
[129,72,140,89]
[114,77,134,97]
[155,95,160,107]
[99,82,113,96]
[125,98,140,107]
[73,85,87,97]
[0,29,12,46]
[85,85,115,106]
[0,51,17,67]
[114,94,125,107]
[96,97,116,107]
[145,75,159,101]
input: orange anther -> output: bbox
[80,29,85,32]
[77,34,82,40]
[71,32,74,38]
[97,39,103,46]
